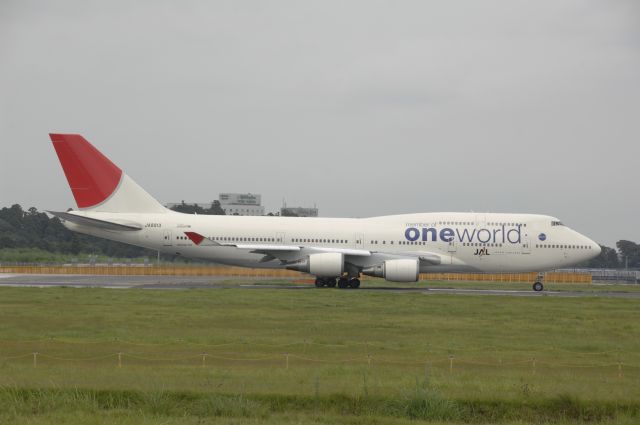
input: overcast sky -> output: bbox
[1,0,638,247]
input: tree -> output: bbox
[0,204,154,259]
[617,240,640,268]
[169,201,225,215]
[169,201,206,215]
[586,245,619,268]
[207,200,226,215]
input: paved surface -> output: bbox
[1,274,639,298]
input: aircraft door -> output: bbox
[447,240,457,253]
[276,232,285,244]
[163,230,172,246]
[475,213,487,228]
[354,233,364,249]
[522,236,531,254]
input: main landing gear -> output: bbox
[314,277,336,288]
[532,273,545,292]
[315,276,360,289]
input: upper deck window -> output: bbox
[551,220,564,226]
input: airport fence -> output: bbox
[0,265,592,283]
[0,338,636,379]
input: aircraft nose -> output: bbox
[585,237,601,258]
[593,242,602,256]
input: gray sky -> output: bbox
[1,0,639,247]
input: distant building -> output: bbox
[219,193,265,216]
[281,206,319,217]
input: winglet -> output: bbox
[184,232,205,245]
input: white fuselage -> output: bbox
[48,134,601,283]
[64,211,600,273]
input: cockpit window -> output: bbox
[551,221,564,226]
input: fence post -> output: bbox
[449,355,454,374]
[118,352,122,368]
[367,354,372,368]
[202,353,207,368]
[32,352,38,368]
[285,353,289,369]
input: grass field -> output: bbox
[0,284,638,424]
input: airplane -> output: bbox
[48,134,601,292]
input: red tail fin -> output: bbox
[50,134,122,209]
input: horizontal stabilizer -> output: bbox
[48,211,142,231]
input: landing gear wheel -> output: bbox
[338,277,349,289]
[314,277,325,288]
[349,278,361,289]
[533,281,543,292]
[326,278,337,288]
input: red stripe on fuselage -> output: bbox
[50,134,122,209]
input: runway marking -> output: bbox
[0,277,638,298]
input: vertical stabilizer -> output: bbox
[50,134,167,214]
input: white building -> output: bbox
[166,193,265,216]
[219,193,265,216]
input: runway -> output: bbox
[0,274,638,298]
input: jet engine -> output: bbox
[362,259,420,282]
[286,252,344,277]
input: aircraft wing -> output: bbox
[404,251,442,265]
[183,231,440,266]
[185,231,370,255]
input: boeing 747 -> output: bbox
[48,134,601,291]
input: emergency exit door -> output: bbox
[163,230,172,246]
[354,233,364,249]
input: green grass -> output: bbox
[0,387,637,424]
[0,286,638,423]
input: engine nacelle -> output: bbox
[362,259,419,282]
[286,252,344,277]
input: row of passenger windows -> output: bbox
[176,236,590,251]
[463,242,504,247]
[292,238,348,244]
[176,236,505,248]
[206,236,276,242]
[437,221,526,227]
[536,244,592,249]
